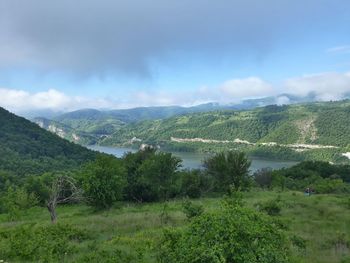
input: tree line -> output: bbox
[1,148,349,223]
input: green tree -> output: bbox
[80,155,126,209]
[254,167,273,189]
[24,173,55,205]
[123,147,157,202]
[122,149,181,202]
[178,169,212,198]
[136,152,181,202]
[204,151,252,192]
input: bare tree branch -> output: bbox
[47,175,83,223]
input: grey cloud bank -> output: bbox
[0,0,347,76]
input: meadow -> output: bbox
[1,190,349,263]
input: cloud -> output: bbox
[0,0,347,77]
[219,77,274,99]
[284,71,350,101]
[275,96,291,105]
[2,71,350,114]
[0,88,116,112]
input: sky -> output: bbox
[0,0,350,113]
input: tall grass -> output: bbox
[0,191,349,262]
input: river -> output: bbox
[88,145,297,172]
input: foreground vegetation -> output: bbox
[1,108,349,262]
[0,191,349,262]
[1,146,349,262]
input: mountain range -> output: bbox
[30,93,322,144]
[29,96,350,163]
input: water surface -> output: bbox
[88,145,297,172]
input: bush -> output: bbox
[182,199,204,219]
[290,235,307,251]
[255,197,282,216]
[0,187,38,220]
[159,199,289,263]
[0,223,89,262]
[312,178,350,194]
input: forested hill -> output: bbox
[100,100,350,161]
[0,107,98,176]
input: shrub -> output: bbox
[290,235,307,251]
[159,200,289,263]
[0,223,89,262]
[0,187,38,220]
[312,178,350,194]
[182,199,204,219]
[255,197,282,216]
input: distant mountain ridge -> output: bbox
[32,103,238,144]
[31,94,350,151]
[100,100,350,163]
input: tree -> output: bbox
[204,151,251,192]
[178,169,212,198]
[80,155,126,209]
[123,147,157,202]
[47,175,83,223]
[136,152,182,202]
[122,149,181,202]
[24,173,55,205]
[254,167,273,189]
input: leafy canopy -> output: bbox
[80,155,126,209]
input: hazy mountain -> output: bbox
[100,100,350,163]
[32,94,350,145]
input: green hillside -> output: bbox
[0,107,99,176]
[41,104,239,142]
[33,117,98,145]
[100,100,350,162]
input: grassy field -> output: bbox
[0,190,349,262]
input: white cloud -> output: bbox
[219,77,274,100]
[2,71,350,115]
[130,77,277,108]
[284,71,350,101]
[0,88,116,112]
[275,96,291,105]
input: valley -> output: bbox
[34,100,350,164]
